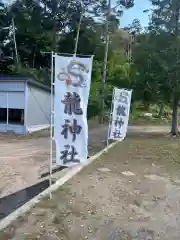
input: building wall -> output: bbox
[0,124,26,134]
[26,84,51,129]
[0,81,25,92]
[0,80,51,133]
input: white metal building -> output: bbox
[0,76,51,134]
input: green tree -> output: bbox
[0,0,137,120]
[149,0,180,135]
[0,0,12,72]
[124,18,142,35]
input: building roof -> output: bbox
[0,76,51,93]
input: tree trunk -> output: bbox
[171,97,179,135]
[158,103,164,117]
[32,49,36,68]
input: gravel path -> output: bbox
[128,125,170,134]
[1,135,180,239]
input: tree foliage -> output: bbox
[3,0,180,132]
[0,0,135,119]
[136,0,180,134]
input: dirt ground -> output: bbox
[1,135,180,239]
[0,124,107,198]
[0,125,169,198]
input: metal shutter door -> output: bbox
[8,92,25,109]
[0,92,7,108]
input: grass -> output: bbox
[129,103,172,126]
[129,116,170,126]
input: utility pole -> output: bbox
[128,34,133,64]
[99,0,111,123]
[12,18,19,66]
[74,0,84,56]
[74,13,83,56]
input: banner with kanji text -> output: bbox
[54,55,93,166]
[109,88,132,141]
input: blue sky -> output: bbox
[112,0,151,27]
[4,0,151,28]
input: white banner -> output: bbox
[109,88,132,141]
[54,55,93,166]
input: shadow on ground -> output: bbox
[0,180,50,220]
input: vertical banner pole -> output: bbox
[74,0,84,57]
[106,88,115,149]
[74,13,83,56]
[6,92,8,132]
[49,51,54,199]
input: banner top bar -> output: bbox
[41,51,94,58]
